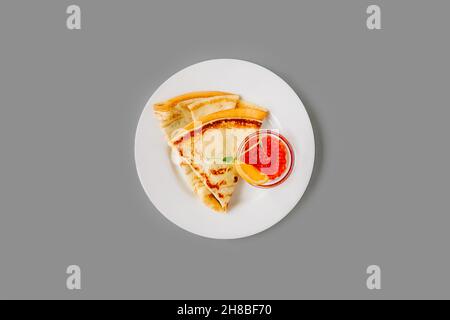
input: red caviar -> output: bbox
[242,134,288,180]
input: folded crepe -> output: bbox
[153,91,232,140]
[186,95,239,120]
[170,108,268,211]
[154,91,268,212]
[154,92,239,211]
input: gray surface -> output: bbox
[0,0,449,299]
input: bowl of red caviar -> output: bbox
[236,129,295,188]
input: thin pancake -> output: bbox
[187,95,239,120]
[154,91,237,212]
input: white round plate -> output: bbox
[135,59,315,239]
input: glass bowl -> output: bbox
[236,129,295,188]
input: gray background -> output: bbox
[0,0,449,299]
